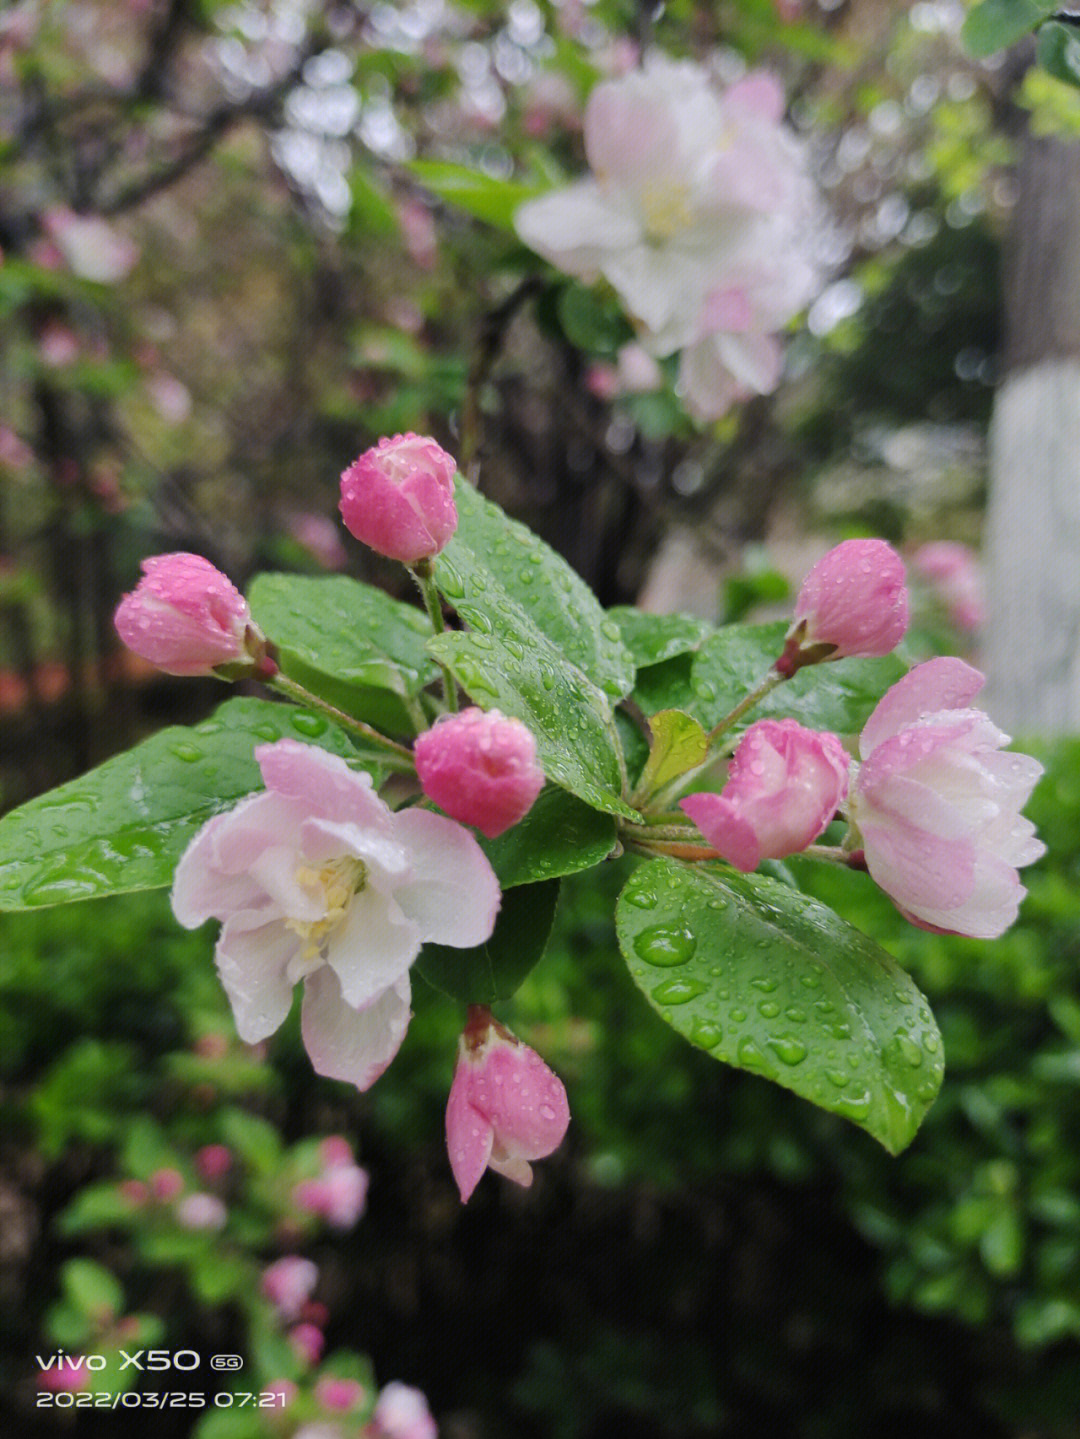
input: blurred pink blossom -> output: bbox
[43,209,139,285]
[912,541,985,634]
[288,512,348,571]
[372,1382,437,1439]
[262,1256,319,1322]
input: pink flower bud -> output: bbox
[119,1180,148,1207]
[782,539,908,671]
[315,1376,367,1412]
[38,1358,91,1393]
[446,1009,570,1203]
[372,1382,437,1439]
[850,657,1045,938]
[289,1322,325,1367]
[414,707,545,838]
[194,1144,232,1182]
[175,1192,228,1230]
[261,1256,319,1322]
[319,1135,354,1168]
[149,1167,184,1202]
[264,1380,297,1408]
[115,553,257,677]
[339,433,457,565]
[680,719,849,872]
[293,1162,368,1229]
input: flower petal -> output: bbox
[215,912,298,1042]
[256,739,393,832]
[301,967,411,1090]
[860,658,985,758]
[172,803,265,928]
[324,885,420,1011]
[445,1083,494,1204]
[390,809,501,947]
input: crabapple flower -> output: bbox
[194,1144,232,1182]
[780,539,909,673]
[42,208,138,285]
[372,1382,437,1439]
[293,1150,369,1229]
[680,719,849,872]
[115,553,260,677]
[339,433,457,565]
[515,56,824,417]
[175,1193,228,1230]
[912,541,985,634]
[315,1377,367,1412]
[289,1323,324,1367]
[850,658,1045,938]
[262,1257,319,1322]
[414,708,545,838]
[38,1359,90,1393]
[172,740,500,1090]
[446,1009,570,1203]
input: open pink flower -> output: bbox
[115,553,256,677]
[38,1358,90,1393]
[446,1009,570,1203]
[339,434,457,565]
[680,719,849,872]
[172,740,500,1089]
[781,539,908,672]
[414,707,545,838]
[850,658,1044,938]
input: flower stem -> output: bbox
[411,561,459,713]
[705,667,788,745]
[268,673,415,764]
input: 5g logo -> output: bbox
[211,1355,244,1371]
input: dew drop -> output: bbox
[291,712,328,737]
[768,1036,807,1066]
[633,925,696,967]
[651,977,707,1005]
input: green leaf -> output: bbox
[62,1259,123,1322]
[607,607,713,667]
[1037,20,1080,86]
[408,159,551,230]
[634,710,710,799]
[479,785,617,887]
[631,654,699,717]
[691,620,906,737]
[556,282,630,355]
[0,698,358,910]
[615,859,943,1154]
[249,573,436,735]
[417,879,561,1004]
[962,0,1057,58]
[220,1108,283,1171]
[439,477,635,700]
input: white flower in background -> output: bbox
[515,56,826,420]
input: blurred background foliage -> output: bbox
[3,0,1080,1435]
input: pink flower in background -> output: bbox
[315,1376,367,1412]
[175,1192,228,1230]
[446,1010,570,1203]
[515,55,824,419]
[0,425,33,471]
[172,741,500,1090]
[38,321,80,367]
[262,1256,319,1322]
[288,512,348,571]
[289,1322,325,1367]
[397,198,439,270]
[782,539,909,671]
[414,707,545,838]
[43,208,139,284]
[340,434,457,565]
[681,719,849,872]
[149,1168,184,1202]
[37,1358,90,1393]
[194,1144,232,1182]
[294,1150,369,1229]
[912,541,985,634]
[851,658,1045,938]
[115,553,256,677]
[372,1382,438,1439]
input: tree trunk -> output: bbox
[983,130,1080,734]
